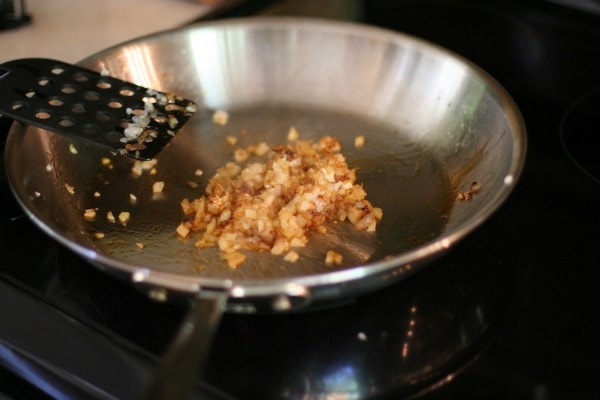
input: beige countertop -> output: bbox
[1,0,232,64]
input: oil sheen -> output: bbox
[86,104,454,279]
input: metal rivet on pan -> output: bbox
[132,268,150,282]
[230,286,245,298]
[284,283,309,298]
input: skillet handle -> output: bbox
[141,290,228,400]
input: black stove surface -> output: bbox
[1,0,600,399]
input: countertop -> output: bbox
[1,0,235,64]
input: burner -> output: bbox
[560,87,600,184]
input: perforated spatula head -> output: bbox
[0,58,197,160]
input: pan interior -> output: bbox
[8,103,452,280]
[4,18,525,288]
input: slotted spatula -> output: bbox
[0,58,197,160]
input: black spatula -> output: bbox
[0,58,196,160]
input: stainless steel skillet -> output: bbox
[3,17,526,399]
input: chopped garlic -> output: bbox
[141,159,158,170]
[226,135,238,146]
[152,181,165,193]
[354,135,365,148]
[179,136,382,269]
[222,251,246,269]
[287,126,299,141]
[176,223,190,238]
[284,250,300,263]
[124,125,144,140]
[118,211,130,223]
[233,148,249,163]
[132,159,158,176]
[254,142,270,156]
[131,163,143,176]
[83,208,96,220]
[213,110,229,125]
[325,250,343,266]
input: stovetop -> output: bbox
[1,0,600,399]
